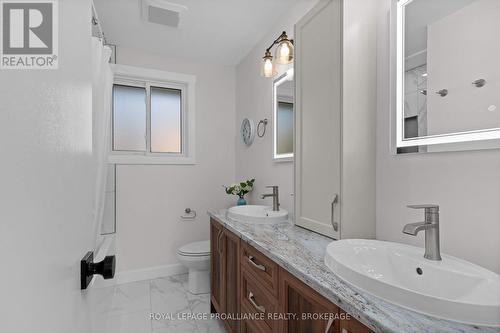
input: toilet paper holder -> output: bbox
[181,208,197,219]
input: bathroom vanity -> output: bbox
[208,210,499,333]
[209,216,372,333]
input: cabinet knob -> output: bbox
[325,317,335,333]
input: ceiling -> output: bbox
[93,0,305,66]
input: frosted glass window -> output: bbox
[150,87,182,153]
[277,101,293,155]
[113,85,146,151]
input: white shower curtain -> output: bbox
[91,37,113,248]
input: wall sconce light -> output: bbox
[261,31,294,78]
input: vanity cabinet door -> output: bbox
[223,228,241,333]
[339,312,372,333]
[210,219,241,333]
[241,318,270,333]
[279,268,339,333]
[210,219,225,314]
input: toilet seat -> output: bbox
[177,240,210,257]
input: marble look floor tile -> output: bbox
[88,280,151,318]
[152,319,199,333]
[187,292,210,314]
[196,318,225,333]
[91,311,152,333]
[150,275,191,316]
[89,274,225,333]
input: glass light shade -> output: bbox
[261,54,277,77]
[275,40,294,65]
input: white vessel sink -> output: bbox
[324,239,500,326]
[227,205,288,224]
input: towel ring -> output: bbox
[257,119,268,138]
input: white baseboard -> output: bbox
[91,263,188,288]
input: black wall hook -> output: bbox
[81,251,116,290]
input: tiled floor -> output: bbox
[87,274,225,333]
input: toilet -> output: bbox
[177,240,210,294]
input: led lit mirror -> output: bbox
[273,69,294,161]
[394,0,500,153]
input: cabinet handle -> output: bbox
[217,230,224,255]
[248,292,265,313]
[341,329,349,333]
[247,255,266,271]
[331,194,339,232]
[325,317,335,333]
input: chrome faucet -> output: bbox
[403,204,442,261]
[261,186,280,211]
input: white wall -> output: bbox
[235,2,317,216]
[376,0,500,274]
[0,0,97,331]
[113,47,236,273]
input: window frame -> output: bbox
[108,64,196,165]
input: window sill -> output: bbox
[108,154,196,165]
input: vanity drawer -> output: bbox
[240,268,279,332]
[240,320,272,333]
[241,242,279,296]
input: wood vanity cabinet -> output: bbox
[279,269,339,333]
[211,219,224,312]
[338,312,373,333]
[210,218,240,333]
[210,218,373,333]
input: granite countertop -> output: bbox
[208,209,499,333]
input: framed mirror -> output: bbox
[273,69,294,161]
[393,0,500,153]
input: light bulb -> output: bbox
[275,39,294,65]
[264,58,273,76]
[261,51,275,77]
[278,43,290,61]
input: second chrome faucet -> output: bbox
[262,186,280,211]
[403,204,442,261]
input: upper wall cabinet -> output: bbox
[392,0,500,153]
[294,0,377,239]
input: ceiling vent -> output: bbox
[141,0,187,28]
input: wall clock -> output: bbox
[241,118,256,146]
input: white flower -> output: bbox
[232,185,241,195]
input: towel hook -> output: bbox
[472,79,486,88]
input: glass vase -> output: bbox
[237,196,247,206]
